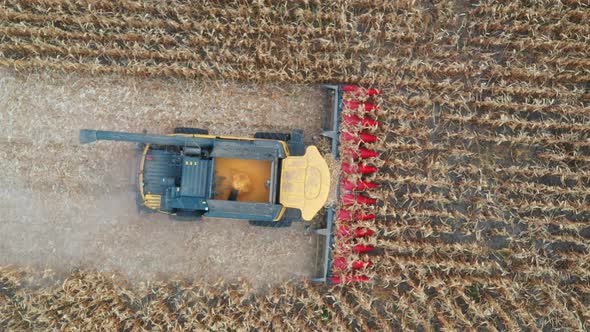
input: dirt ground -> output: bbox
[0,68,325,288]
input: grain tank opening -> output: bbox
[212,158,273,203]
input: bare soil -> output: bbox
[0,68,325,288]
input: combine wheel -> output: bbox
[174,127,209,135]
[169,210,203,221]
[254,132,290,141]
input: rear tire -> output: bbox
[254,132,290,141]
[174,127,209,135]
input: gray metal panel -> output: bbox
[161,187,208,211]
[180,157,211,197]
[143,149,182,196]
[211,140,285,160]
[320,84,342,158]
[287,129,305,156]
[169,196,209,210]
[268,160,277,203]
[312,207,335,283]
[81,130,214,148]
[205,200,282,221]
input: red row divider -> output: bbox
[333,85,383,284]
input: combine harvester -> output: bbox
[80,84,382,284]
[80,128,330,226]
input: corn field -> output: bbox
[1,0,589,330]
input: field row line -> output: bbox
[370,57,590,85]
[442,113,590,134]
[474,18,589,43]
[0,21,388,54]
[0,5,422,42]
[390,77,588,101]
[5,0,415,28]
[471,2,588,22]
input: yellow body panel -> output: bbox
[138,143,150,203]
[279,146,331,220]
[273,206,287,221]
[144,194,162,210]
